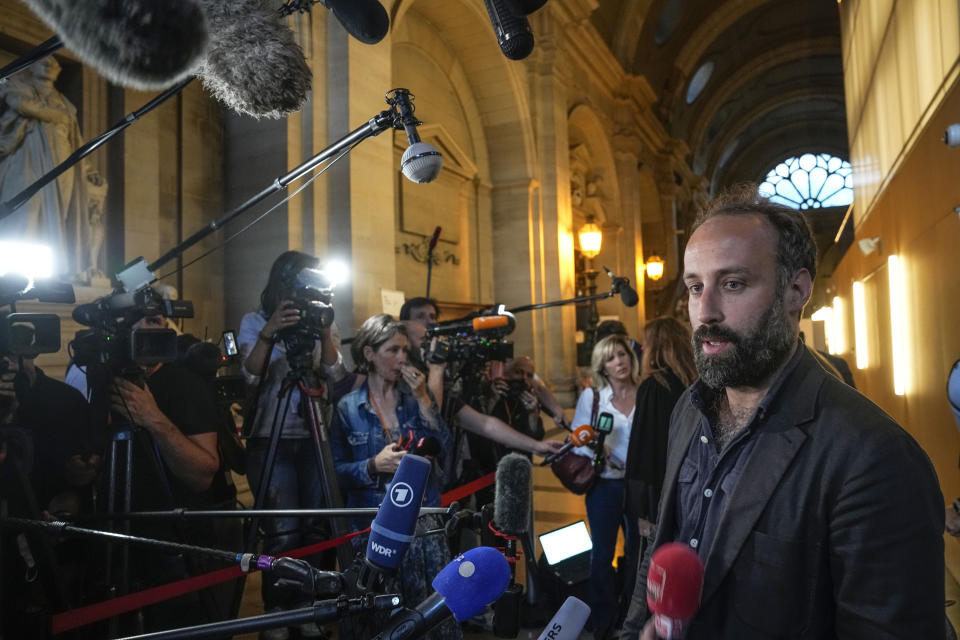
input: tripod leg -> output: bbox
[229,386,294,620]
[303,392,352,571]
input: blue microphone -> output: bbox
[372,546,511,640]
[360,453,431,588]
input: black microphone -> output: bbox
[320,0,390,45]
[18,0,208,90]
[198,0,312,119]
[260,556,343,597]
[411,435,442,457]
[604,267,639,308]
[372,547,511,640]
[503,0,549,15]
[483,0,535,60]
[391,89,444,184]
[428,226,442,252]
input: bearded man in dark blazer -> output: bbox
[621,187,944,639]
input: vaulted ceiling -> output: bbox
[590,0,846,193]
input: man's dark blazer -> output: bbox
[620,346,945,639]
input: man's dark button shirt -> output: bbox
[674,341,805,559]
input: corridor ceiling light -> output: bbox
[852,281,868,369]
[645,255,665,281]
[578,219,602,259]
[888,255,908,395]
[0,240,55,285]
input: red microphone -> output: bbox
[647,543,704,639]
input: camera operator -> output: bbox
[238,251,340,639]
[1,353,96,513]
[110,313,220,496]
[1,324,96,636]
[107,312,230,629]
[485,356,545,450]
[400,298,567,427]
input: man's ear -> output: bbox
[785,268,813,316]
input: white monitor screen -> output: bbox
[539,520,592,565]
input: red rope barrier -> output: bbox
[440,472,495,506]
[50,471,499,635]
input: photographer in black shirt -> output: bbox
[1,333,96,637]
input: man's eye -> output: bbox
[724,281,744,291]
[687,283,702,295]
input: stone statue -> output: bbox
[0,56,107,280]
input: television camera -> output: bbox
[275,265,337,368]
[424,307,516,365]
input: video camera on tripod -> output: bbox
[424,307,516,365]
[64,258,193,378]
[70,285,194,375]
[0,275,75,417]
[274,264,337,362]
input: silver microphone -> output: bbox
[391,89,444,184]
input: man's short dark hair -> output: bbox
[691,184,818,294]
[595,320,628,343]
[399,297,439,321]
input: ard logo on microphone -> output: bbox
[390,482,415,508]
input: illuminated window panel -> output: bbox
[758,153,854,210]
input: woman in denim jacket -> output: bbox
[331,314,460,640]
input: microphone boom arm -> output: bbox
[148,104,400,272]
[0,77,194,224]
[507,290,615,314]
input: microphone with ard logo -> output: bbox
[359,453,431,589]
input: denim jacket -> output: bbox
[330,380,451,528]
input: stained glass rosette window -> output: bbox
[758,153,853,210]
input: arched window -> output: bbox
[758,153,853,210]
[685,61,714,104]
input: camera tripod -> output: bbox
[86,359,226,635]
[231,335,353,618]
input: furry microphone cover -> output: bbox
[198,0,312,119]
[19,0,209,90]
[494,453,533,535]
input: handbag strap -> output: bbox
[590,387,600,426]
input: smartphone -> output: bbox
[223,330,238,357]
[595,411,614,434]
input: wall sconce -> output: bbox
[852,280,868,369]
[857,236,881,255]
[888,254,908,395]
[645,254,665,281]
[579,218,603,259]
[830,295,845,355]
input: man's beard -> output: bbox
[692,294,796,390]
